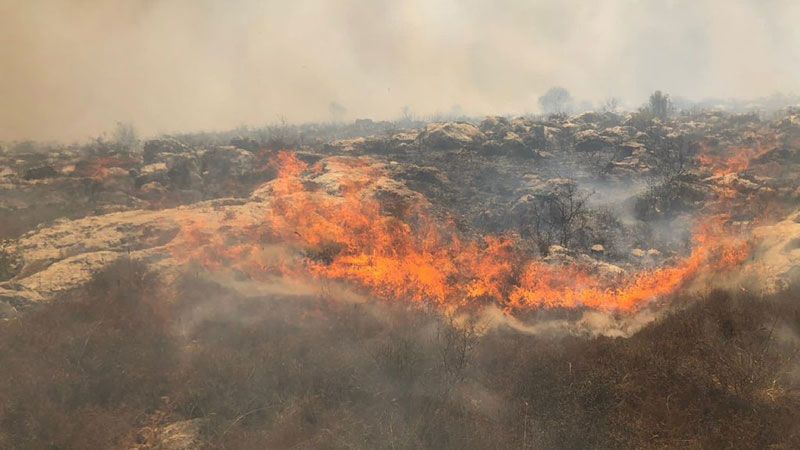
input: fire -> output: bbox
[169,152,752,313]
[698,150,750,176]
[698,139,776,177]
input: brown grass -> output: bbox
[0,260,798,449]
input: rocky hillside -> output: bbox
[2,110,800,319]
[2,110,800,449]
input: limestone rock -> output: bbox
[417,122,485,149]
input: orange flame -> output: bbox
[169,152,752,313]
[698,139,776,177]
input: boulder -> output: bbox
[574,130,615,153]
[136,163,170,187]
[417,122,485,149]
[166,154,203,190]
[201,146,257,179]
[481,131,538,157]
[325,137,368,153]
[618,141,646,157]
[595,261,625,278]
[544,245,574,265]
[479,116,510,134]
[746,210,800,292]
[14,251,122,301]
[510,117,536,134]
[143,138,192,164]
[630,248,646,258]
[501,132,528,156]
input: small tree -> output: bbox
[647,90,674,120]
[634,128,701,220]
[650,132,691,183]
[436,315,479,388]
[400,105,415,124]
[111,122,139,153]
[538,87,574,116]
[260,115,292,149]
[601,97,620,113]
[542,181,592,248]
[515,179,593,251]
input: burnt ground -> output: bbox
[4,109,799,273]
[1,110,800,448]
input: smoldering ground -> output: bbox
[1,258,798,448]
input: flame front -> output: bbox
[170,152,751,313]
[698,136,777,177]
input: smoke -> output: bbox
[191,266,663,338]
[2,0,799,141]
[475,303,659,337]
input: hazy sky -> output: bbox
[1,0,799,141]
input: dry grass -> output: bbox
[0,260,798,449]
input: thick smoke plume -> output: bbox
[2,0,799,140]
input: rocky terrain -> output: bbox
[2,109,800,317]
[2,109,800,449]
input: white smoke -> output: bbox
[2,0,799,140]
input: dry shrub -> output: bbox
[0,259,174,449]
[0,262,798,449]
[479,289,800,449]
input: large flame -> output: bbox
[169,152,751,313]
[698,137,777,177]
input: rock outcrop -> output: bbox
[747,210,800,292]
[417,122,484,149]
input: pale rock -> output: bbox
[417,122,485,149]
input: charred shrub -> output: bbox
[634,176,704,221]
[515,179,593,252]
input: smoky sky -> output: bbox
[1,0,799,141]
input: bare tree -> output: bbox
[641,123,697,185]
[538,87,574,116]
[634,128,701,220]
[647,90,674,120]
[111,122,139,153]
[542,181,592,247]
[400,105,415,124]
[436,316,479,389]
[601,97,620,113]
[515,180,593,251]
